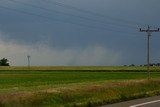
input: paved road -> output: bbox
[101,96,160,107]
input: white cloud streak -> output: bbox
[0,32,122,66]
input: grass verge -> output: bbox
[0,79,160,107]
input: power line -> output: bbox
[6,0,136,29]
[43,0,142,27]
[0,5,104,29]
[0,5,138,36]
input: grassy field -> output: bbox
[0,67,160,107]
[0,66,160,71]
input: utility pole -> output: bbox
[27,55,31,68]
[139,25,159,80]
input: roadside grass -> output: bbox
[0,71,160,106]
[1,79,160,107]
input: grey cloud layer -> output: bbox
[0,0,160,65]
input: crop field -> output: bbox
[0,66,160,107]
[0,66,160,71]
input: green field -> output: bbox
[0,67,160,107]
[0,66,160,71]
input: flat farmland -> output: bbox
[0,66,160,71]
[0,67,160,107]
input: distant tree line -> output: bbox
[124,63,160,67]
[143,63,160,66]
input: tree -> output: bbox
[0,58,9,66]
[129,64,135,67]
[156,63,160,66]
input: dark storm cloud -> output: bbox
[0,0,160,65]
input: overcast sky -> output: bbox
[0,0,160,66]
